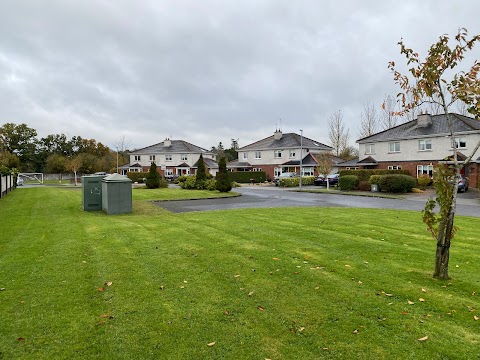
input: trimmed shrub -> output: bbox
[145,163,161,189]
[339,175,358,190]
[159,178,168,188]
[339,169,410,182]
[179,176,197,189]
[379,174,416,193]
[358,181,371,191]
[216,157,232,192]
[205,179,217,191]
[369,175,382,185]
[278,176,315,188]
[127,172,148,183]
[196,154,207,187]
[229,171,266,183]
[417,174,431,190]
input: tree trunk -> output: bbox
[433,214,454,279]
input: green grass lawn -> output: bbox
[1,187,479,359]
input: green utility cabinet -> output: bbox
[102,174,132,215]
[82,175,106,211]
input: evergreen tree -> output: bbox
[195,154,207,186]
[215,156,232,192]
[145,162,160,189]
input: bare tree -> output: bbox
[380,94,399,129]
[315,153,334,190]
[328,111,349,157]
[358,101,379,138]
[113,135,132,169]
[456,100,470,116]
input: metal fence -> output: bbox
[0,174,15,199]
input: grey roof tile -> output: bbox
[130,140,209,154]
[239,132,331,151]
[357,113,480,143]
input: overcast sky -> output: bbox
[1,0,479,151]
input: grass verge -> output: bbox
[1,187,479,359]
[295,188,405,199]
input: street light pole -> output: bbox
[299,129,303,189]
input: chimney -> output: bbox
[273,129,283,140]
[164,138,171,147]
[417,113,432,127]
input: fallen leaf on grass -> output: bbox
[105,281,112,287]
[258,306,265,311]
[97,287,106,292]
[422,288,427,293]
[234,274,240,278]
[352,329,359,334]
[298,327,305,332]
[17,338,25,342]
[385,293,393,297]
[474,316,479,321]
[272,258,280,261]
[401,311,409,315]
[99,314,114,319]
[224,310,230,315]
[207,342,216,347]
[418,336,428,341]
[248,291,254,297]
[408,300,415,305]
[345,264,351,268]
[419,298,425,302]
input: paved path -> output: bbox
[155,186,480,217]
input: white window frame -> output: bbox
[243,152,248,159]
[252,168,262,172]
[165,154,172,161]
[388,165,402,170]
[149,155,156,161]
[134,155,141,161]
[454,137,467,149]
[418,139,432,151]
[165,169,173,176]
[255,151,261,159]
[289,150,296,158]
[365,143,375,154]
[345,167,359,170]
[389,142,401,153]
[417,165,433,177]
[302,167,314,176]
[181,154,188,161]
[274,150,282,159]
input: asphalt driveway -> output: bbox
[155,186,480,217]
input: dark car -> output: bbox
[314,174,339,187]
[274,172,299,186]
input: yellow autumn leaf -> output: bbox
[418,336,428,341]
[408,300,415,305]
[207,342,216,347]
[474,315,479,321]
[419,298,425,302]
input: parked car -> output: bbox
[314,174,339,187]
[456,174,469,192]
[274,172,299,186]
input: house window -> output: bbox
[181,154,188,161]
[165,155,172,161]
[165,169,173,176]
[149,155,156,161]
[388,165,402,170]
[454,137,467,149]
[417,165,433,177]
[302,167,314,176]
[346,167,359,170]
[274,167,282,177]
[289,150,296,158]
[418,139,432,151]
[134,155,141,161]
[255,151,261,159]
[365,144,375,154]
[252,168,262,172]
[274,150,282,159]
[243,152,248,159]
[389,142,400,153]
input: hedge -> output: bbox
[339,175,358,190]
[127,172,148,183]
[278,176,315,187]
[229,171,266,183]
[378,174,416,193]
[339,169,410,182]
